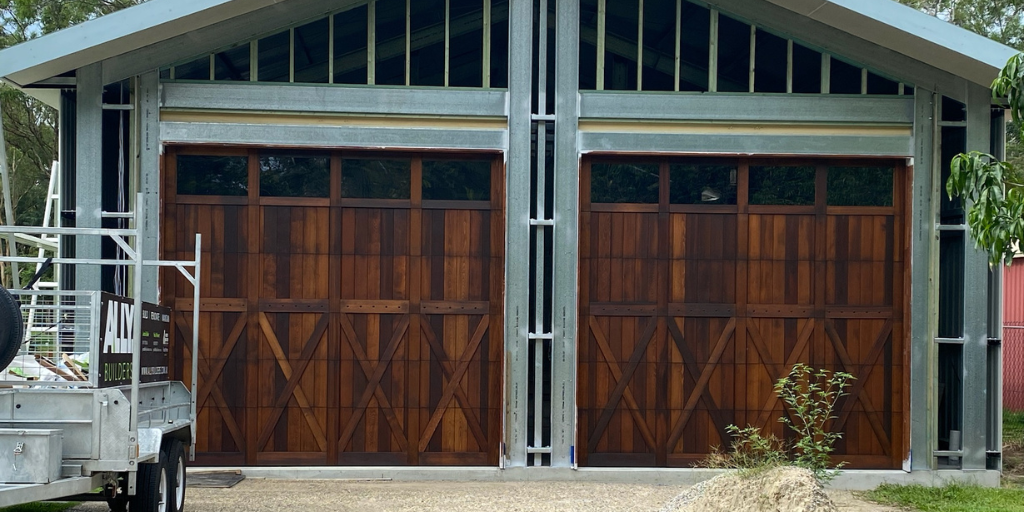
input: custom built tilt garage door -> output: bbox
[162,148,504,466]
[578,157,907,469]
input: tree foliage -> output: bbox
[946,55,1024,266]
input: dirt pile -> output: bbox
[660,466,837,512]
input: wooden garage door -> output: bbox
[578,158,907,469]
[162,148,503,466]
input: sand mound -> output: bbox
[660,466,837,512]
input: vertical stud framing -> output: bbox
[709,10,718,92]
[531,0,552,467]
[368,0,376,85]
[963,83,993,470]
[289,28,296,83]
[910,89,937,471]
[138,71,161,302]
[328,15,335,84]
[74,63,104,292]
[748,25,756,93]
[637,0,644,91]
[506,0,534,469]
[483,0,492,88]
[445,0,451,87]
[786,39,793,93]
[821,54,831,94]
[596,0,606,91]
[553,0,581,469]
[405,0,411,86]
[673,0,681,92]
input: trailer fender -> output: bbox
[138,428,164,462]
[139,426,192,462]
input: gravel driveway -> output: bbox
[63,478,895,512]
[66,479,684,512]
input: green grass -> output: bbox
[1007,410,1024,447]
[0,503,78,512]
[866,483,1024,512]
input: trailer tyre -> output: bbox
[0,284,23,372]
[130,457,169,512]
[162,439,186,512]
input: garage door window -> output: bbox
[748,165,815,205]
[669,164,737,205]
[590,163,659,203]
[259,152,330,197]
[341,159,412,199]
[423,159,492,201]
[176,155,248,196]
[827,167,894,207]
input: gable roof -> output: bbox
[0,0,1017,91]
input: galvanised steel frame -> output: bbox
[56,0,1001,472]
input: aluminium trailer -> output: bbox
[0,193,201,512]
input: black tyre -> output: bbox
[162,440,186,512]
[130,457,169,512]
[0,285,23,372]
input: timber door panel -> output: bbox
[578,158,907,469]
[163,149,503,466]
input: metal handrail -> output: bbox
[0,192,203,475]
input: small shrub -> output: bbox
[774,362,855,482]
[705,425,788,476]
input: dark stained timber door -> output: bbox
[578,158,907,469]
[162,148,504,466]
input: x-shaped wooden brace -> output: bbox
[175,313,247,452]
[255,313,330,452]
[417,316,490,453]
[666,319,732,447]
[418,319,489,452]
[826,318,894,454]
[666,318,736,452]
[751,319,814,428]
[587,316,658,455]
[338,313,410,452]
[338,315,410,451]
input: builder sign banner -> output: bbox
[98,293,171,388]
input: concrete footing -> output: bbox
[191,466,1002,490]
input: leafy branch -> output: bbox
[947,53,1024,266]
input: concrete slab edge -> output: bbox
[188,467,1001,490]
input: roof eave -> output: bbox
[766,0,1018,89]
[0,0,279,87]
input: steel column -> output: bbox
[909,88,936,471]
[504,0,534,469]
[551,0,580,469]
[962,83,992,471]
[75,63,103,292]
[138,71,161,303]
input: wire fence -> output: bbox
[1005,324,1024,448]
[1006,324,1024,410]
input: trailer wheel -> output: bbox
[130,457,169,512]
[0,285,23,372]
[162,439,186,512]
